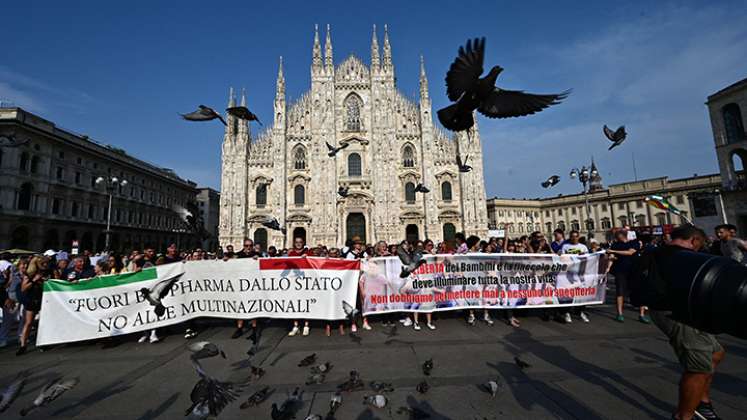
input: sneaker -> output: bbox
[184,329,197,339]
[288,326,300,337]
[351,324,358,333]
[413,322,421,331]
[15,346,27,356]
[638,315,651,324]
[137,335,148,343]
[231,328,243,339]
[362,323,372,331]
[302,325,310,336]
[467,313,476,325]
[483,313,494,326]
[695,401,721,419]
[580,312,590,323]
[402,318,413,327]
[149,332,160,344]
[508,317,521,328]
[427,323,436,330]
[615,314,625,323]
[563,313,573,324]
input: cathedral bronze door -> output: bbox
[346,213,366,243]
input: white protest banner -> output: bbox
[360,252,607,315]
[37,257,360,346]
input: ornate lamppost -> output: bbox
[95,176,127,252]
[569,164,598,239]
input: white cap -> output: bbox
[43,249,57,257]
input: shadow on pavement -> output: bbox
[135,392,179,420]
[52,380,132,416]
[501,328,671,418]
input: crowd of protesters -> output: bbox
[1,223,745,355]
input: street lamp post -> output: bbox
[569,164,598,239]
[96,176,127,252]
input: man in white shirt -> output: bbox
[559,231,590,323]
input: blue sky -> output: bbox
[2,1,746,198]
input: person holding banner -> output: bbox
[559,230,591,324]
[465,235,494,326]
[288,237,311,337]
[17,256,50,356]
[607,230,649,323]
[412,240,436,331]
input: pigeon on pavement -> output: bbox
[437,37,568,132]
[422,358,434,376]
[188,341,226,361]
[181,105,227,126]
[603,125,627,150]
[416,380,430,394]
[514,356,531,370]
[298,353,317,367]
[20,377,79,417]
[239,386,273,409]
[363,394,387,409]
[483,380,501,397]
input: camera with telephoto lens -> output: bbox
[652,250,747,339]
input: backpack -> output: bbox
[629,247,670,310]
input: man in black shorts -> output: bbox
[607,230,649,323]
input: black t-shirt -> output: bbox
[163,255,182,264]
[610,240,640,273]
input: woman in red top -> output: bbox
[287,237,310,337]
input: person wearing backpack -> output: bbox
[633,225,725,420]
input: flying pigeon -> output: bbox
[369,381,394,393]
[188,341,226,361]
[298,353,317,367]
[397,406,431,419]
[326,141,350,157]
[514,356,531,370]
[437,37,569,132]
[483,380,501,397]
[456,154,472,173]
[180,105,227,126]
[397,242,426,278]
[306,373,326,385]
[20,377,79,417]
[342,300,359,323]
[184,369,240,418]
[305,415,323,420]
[239,386,273,409]
[0,373,25,412]
[363,394,387,409]
[414,183,430,194]
[0,134,30,148]
[227,105,262,125]
[271,388,303,420]
[337,186,350,198]
[139,272,183,317]
[311,362,333,374]
[541,175,561,188]
[416,380,430,394]
[603,125,627,150]
[422,358,434,376]
[262,217,287,235]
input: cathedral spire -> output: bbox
[324,24,333,73]
[312,24,322,73]
[228,86,235,107]
[382,24,393,71]
[419,55,429,98]
[276,56,285,97]
[370,24,380,71]
[240,88,246,107]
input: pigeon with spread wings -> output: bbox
[541,175,560,188]
[326,141,350,157]
[20,377,79,417]
[437,37,569,132]
[262,217,287,235]
[140,271,184,317]
[227,105,262,125]
[603,125,627,150]
[397,242,426,278]
[181,105,227,126]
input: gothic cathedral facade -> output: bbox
[219,25,488,249]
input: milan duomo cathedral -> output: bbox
[219,25,488,249]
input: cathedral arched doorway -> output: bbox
[406,224,419,244]
[254,228,268,252]
[292,227,307,244]
[443,223,456,247]
[346,213,366,243]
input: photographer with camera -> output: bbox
[636,225,725,420]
